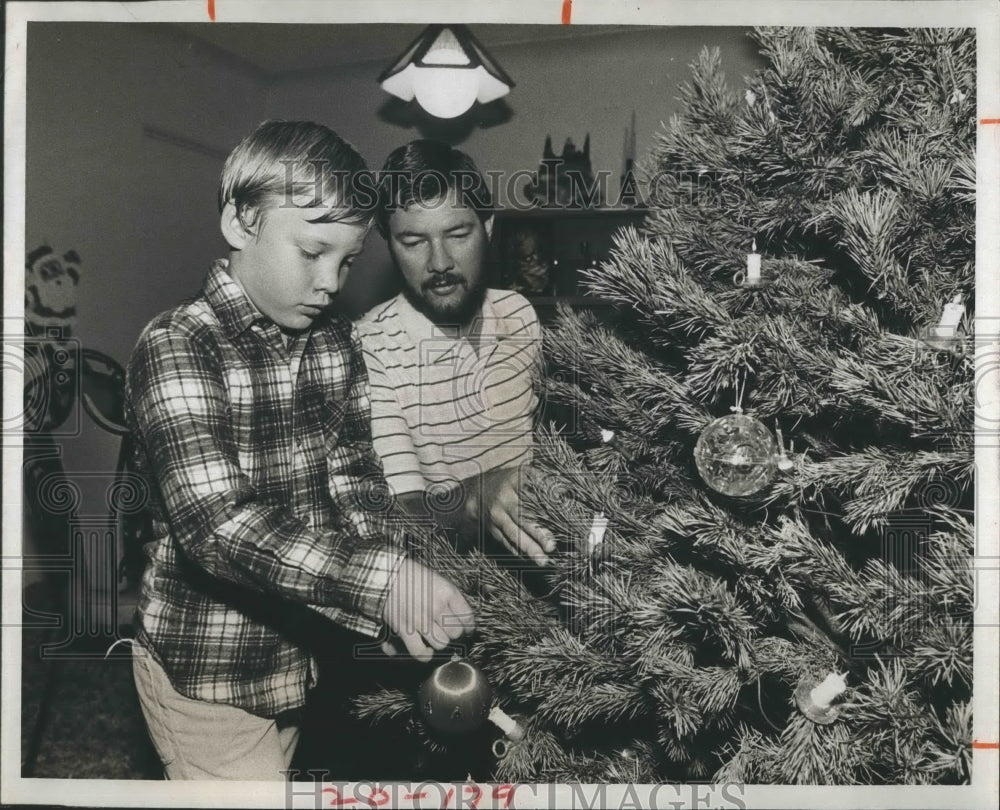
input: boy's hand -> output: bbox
[383,559,475,662]
[467,467,555,566]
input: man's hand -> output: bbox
[468,466,556,566]
[383,559,475,662]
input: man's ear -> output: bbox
[483,215,495,240]
[220,202,254,250]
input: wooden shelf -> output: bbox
[492,208,645,305]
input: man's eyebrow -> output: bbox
[394,223,474,238]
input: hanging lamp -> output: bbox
[378,24,514,119]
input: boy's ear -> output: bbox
[483,215,494,240]
[220,202,254,249]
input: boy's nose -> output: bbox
[314,262,342,296]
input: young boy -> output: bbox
[125,120,473,781]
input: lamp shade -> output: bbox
[378,25,514,119]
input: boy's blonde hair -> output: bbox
[218,120,374,231]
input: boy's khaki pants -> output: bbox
[132,642,301,780]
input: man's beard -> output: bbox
[401,271,487,329]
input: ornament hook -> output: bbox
[729,370,747,415]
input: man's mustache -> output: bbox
[423,273,466,290]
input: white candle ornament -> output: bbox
[587,512,609,551]
[809,672,847,710]
[747,240,762,284]
[600,429,616,444]
[775,425,794,472]
[488,706,525,741]
[935,294,965,338]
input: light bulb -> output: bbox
[412,67,480,118]
[412,27,479,119]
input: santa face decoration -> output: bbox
[25,245,80,333]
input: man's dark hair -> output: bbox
[375,140,494,237]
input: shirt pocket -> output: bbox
[321,397,348,448]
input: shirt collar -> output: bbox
[203,259,270,340]
[393,290,508,364]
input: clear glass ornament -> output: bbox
[694,413,778,496]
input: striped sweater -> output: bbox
[356,289,541,496]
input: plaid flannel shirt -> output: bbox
[125,260,406,716]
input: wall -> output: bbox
[25,22,267,363]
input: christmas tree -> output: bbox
[355,27,975,785]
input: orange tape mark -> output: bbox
[981,118,1000,125]
[561,0,572,24]
[972,740,999,749]
[208,0,216,21]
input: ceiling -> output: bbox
[171,22,642,78]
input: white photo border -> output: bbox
[3,1,997,808]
